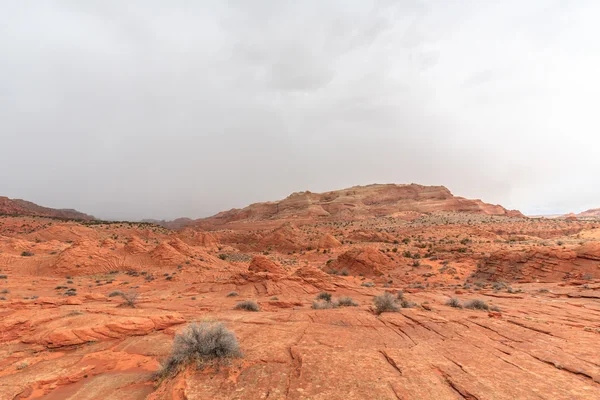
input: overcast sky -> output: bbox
[1,0,599,220]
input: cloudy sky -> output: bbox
[1,0,599,220]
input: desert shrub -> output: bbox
[464,299,489,310]
[0,275,7,279]
[157,322,241,379]
[16,361,28,370]
[373,292,399,315]
[21,251,34,257]
[336,296,358,307]
[312,301,334,309]
[67,310,84,317]
[316,292,332,302]
[538,288,549,293]
[340,269,349,276]
[218,254,227,260]
[120,291,139,307]
[234,300,259,312]
[226,291,239,297]
[446,297,462,308]
[108,290,124,297]
[361,282,375,288]
[0,288,9,294]
[396,290,404,300]
[490,305,501,312]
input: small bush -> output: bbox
[0,288,9,294]
[0,275,7,279]
[218,254,227,260]
[157,322,241,379]
[120,291,139,307]
[490,305,501,312]
[464,299,489,311]
[373,292,399,315]
[234,300,259,312]
[336,296,358,307]
[446,298,462,308]
[312,301,334,309]
[316,292,332,302]
[361,282,375,288]
[108,290,124,297]
[21,251,34,257]
[226,291,239,297]
[396,291,404,300]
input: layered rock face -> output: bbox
[0,197,94,220]
[473,242,600,282]
[200,184,524,226]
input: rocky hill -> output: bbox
[575,208,600,218]
[0,196,95,220]
[200,183,524,226]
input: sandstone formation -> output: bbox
[1,187,599,400]
[0,196,95,220]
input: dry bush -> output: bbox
[446,297,462,308]
[157,322,241,379]
[336,296,358,307]
[464,299,489,310]
[373,292,399,315]
[316,292,332,302]
[234,300,259,312]
[312,301,334,309]
[120,291,139,307]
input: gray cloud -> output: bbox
[1,0,599,219]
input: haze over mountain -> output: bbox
[2,1,600,220]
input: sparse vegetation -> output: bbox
[373,292,400,315]
[157,322,241,379]
[361,282,375,288]
[336,296,358,307]
[464,299,489,311]
[21,251,34,257]
[312,300,334,309]
[316,292,332,302]
[226,291,239,297]
[120,291,139,307]
[234,300,259,311]
[446,297,462,308]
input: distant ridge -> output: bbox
[0,196,95,220]
[156,183,524,229]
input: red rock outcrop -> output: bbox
[192,184,524,226]
[0,196,94,220]
[331,247,394,277]
[248,256,286,274]
[318,234,342,249]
